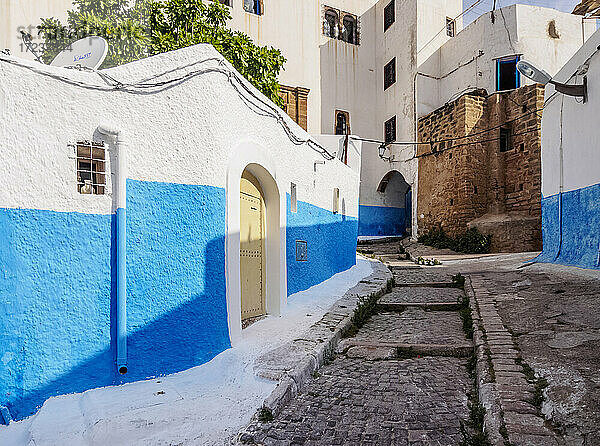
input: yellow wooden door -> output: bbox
[240,172,266,320]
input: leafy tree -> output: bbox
[38,0,286,106]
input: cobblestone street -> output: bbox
[243,247,474,445]
[240,239,600,445]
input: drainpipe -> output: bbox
[97,125,128,375]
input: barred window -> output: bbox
[384,58,396,90]
[324,9,339,38]
[446,17,455,37]
[76,141,106,195]
[384,116,396,144]
[384,0,395,31]
[342,15,357,44]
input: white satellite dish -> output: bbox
[50,36,108,69]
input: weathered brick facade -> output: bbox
[417,85,544,252]
[279,85,310,131]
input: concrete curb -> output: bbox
[465,277,505,446]
[236,260,393,444]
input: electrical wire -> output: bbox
[417,0,486,55]
[0,54,335,160]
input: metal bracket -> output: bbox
[551,76,587,103]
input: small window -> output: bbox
[333,188,340,214]
[446,17,455,37]
[217,0,232,6]
[497,56,520,91]
[384,0,395,31]
[500,127,512,152]
[324,9,339,38]
[474,186,478,195]
[335,110,350,135]
[341,15,357,44]
[384,58,396,90]
[450,199,454,206]
[76,141,106,195]
[384,116,396,143]
[244,0,263,15]
[291,183,297,213]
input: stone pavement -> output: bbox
[398,240,600,445]
[241,240,600,445]
[240,250,475,445]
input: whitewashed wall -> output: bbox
[417,5,594,117]
[541,29,600,199]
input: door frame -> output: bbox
[226,141,286,344]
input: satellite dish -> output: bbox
[50,36,108,69]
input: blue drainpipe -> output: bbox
[97,125,128,375]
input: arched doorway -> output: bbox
[226,145,284,344]
[240,171,266,322]
[374,170,412,236]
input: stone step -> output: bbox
[343,341,473,360]
[350,310,472,351]
[380,286,465,305]
[378,302,462,312]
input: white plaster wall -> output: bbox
[0,0,72,59]
[541,29,600,198]
[0,44,361,344]
[0,45,360,219]
[417,5,594,117]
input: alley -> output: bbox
[241,239,600,446]
[244,247,476,445]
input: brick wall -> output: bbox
[417,85,544,252]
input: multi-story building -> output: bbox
[2,1,594,243]
[415,5,594,251]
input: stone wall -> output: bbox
[417,85,544,252]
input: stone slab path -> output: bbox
[241,257,474,445]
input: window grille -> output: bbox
[323,6,359,45]
[384,0,395,31]
[384,116,396,143]
[335,110,350,135]
[75,141,106,195]
[342,15,357,44]
[384,58,396,90]
[324,9,339,38]
[446,17,456,37]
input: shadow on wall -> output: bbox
[0,193,359,421]
[0,180,231,421]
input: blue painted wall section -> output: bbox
[286,195,358,295]
[0,180,230,420]
[538,182,600,269]
[358,205,406,237]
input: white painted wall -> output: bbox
[417,5,594,117]
[0,0,72,60]
[541,28,600,198]
[0,44,361,342]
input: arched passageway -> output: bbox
[358,170,411,237]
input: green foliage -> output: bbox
[257,407,274,423]
[38,0,286,106]
[460,390,491,446]
[418,227,491,254]
[344,293,380,338]
[452,273,466,288]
